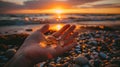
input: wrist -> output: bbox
[4,51,35,67]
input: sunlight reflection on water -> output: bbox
[0,21,120,35]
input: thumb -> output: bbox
[25,25,49,43]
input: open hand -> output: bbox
[5,24,78,67]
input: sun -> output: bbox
[54,9,63,14]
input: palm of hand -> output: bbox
[19,24,78,63]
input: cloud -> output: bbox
[75,0,120,8]
[22,0,100,9]
[0,0,99,9]
[0,1,24,13]
[1,0,28,5]
[0,0,120,13]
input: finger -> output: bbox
[52,24,70,37]
[61,25,76,40]
[63,32,78,46]
[37,24,49,33]
[26,25,49,43]
[64,31,72,39]
[63,42,77,52]
[26,31,46,43]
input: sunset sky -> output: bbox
[0,0,120,14]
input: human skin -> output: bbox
[4,24,78,67]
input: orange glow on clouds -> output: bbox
[5,8,120,14]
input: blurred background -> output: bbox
[0,0,120,67]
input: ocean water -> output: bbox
[0,14,120,35]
